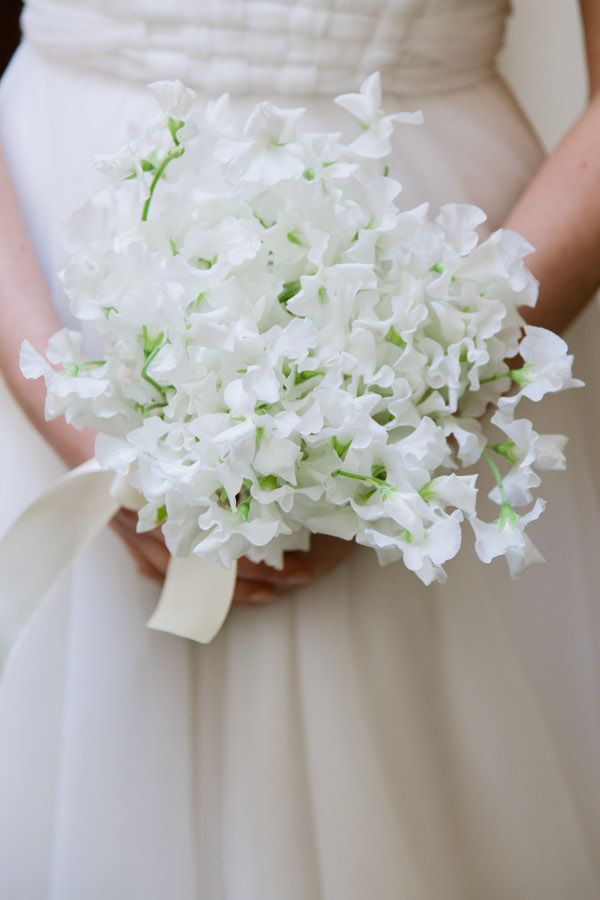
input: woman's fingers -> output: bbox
[302,534,353,576]
[133,534,170,575]
[112,508,138,531]
[111,515,171,578]
[113,508,165,545]
[232,579,280,607]
[114,514,285,605]
[111,511,352,606]
[236,554,313,587]
[233,535,352,607]
[118,537,164,583]
[133,552,164,583]
[236,535,352,589]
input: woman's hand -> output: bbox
[111,509,172,583]
[112,508,351,606]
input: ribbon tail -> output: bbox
[0,459,237,674]
[147,555,237,644]
[0,459,119,678]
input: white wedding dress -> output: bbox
[0,1,599,897]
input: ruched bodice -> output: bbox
[22,0,510,95]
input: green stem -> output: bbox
[482,448,508,505]
[480,366,532,387]
[81,359,106,369]
[141,146,185,222]
[333,469,397,496]
[141,344,168,398]
[479,371,511,385]
[134,400,168,416]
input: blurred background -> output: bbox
[0,1,22,75]
[0,0,589,151]
[499,0,587,150]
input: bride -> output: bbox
[1,0,599,896]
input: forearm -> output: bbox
[0,143,95,467]
[504,91,600,334]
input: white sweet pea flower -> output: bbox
[216,103,306,184]
[360,510,463,585]
[391,417,451,478]
[93,144,140,180]
[441,417,486,467]
[204,92,236,138]
[94,434,138,475]
[435,204,487,254]
[195,502,285,568]
[487,407,568,506]
[303,506,359,541]
[253,435,300,484]
[245,102,305,145]
[404,511,464,584]
[420,474,478,515]
[471,498,546,577]
[497,466,541,508]
[148,80,196,116]
[534,434,569,470]
[504,325,584,405]
[335,72,423,158]
[456,228,536,293]
[20,335,110,425]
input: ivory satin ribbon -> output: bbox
[0,459,237,676]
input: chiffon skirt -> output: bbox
[0,43,599,899]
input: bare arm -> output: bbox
[0,145,96,467]
[505,0,600,333]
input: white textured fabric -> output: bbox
[22,0,510,95]
[1,1,600,898]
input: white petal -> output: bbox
[148,80,195,115]
[19,340,50,379]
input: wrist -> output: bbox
[43,420,97,469]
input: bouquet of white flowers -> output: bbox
[21,73,582,586]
